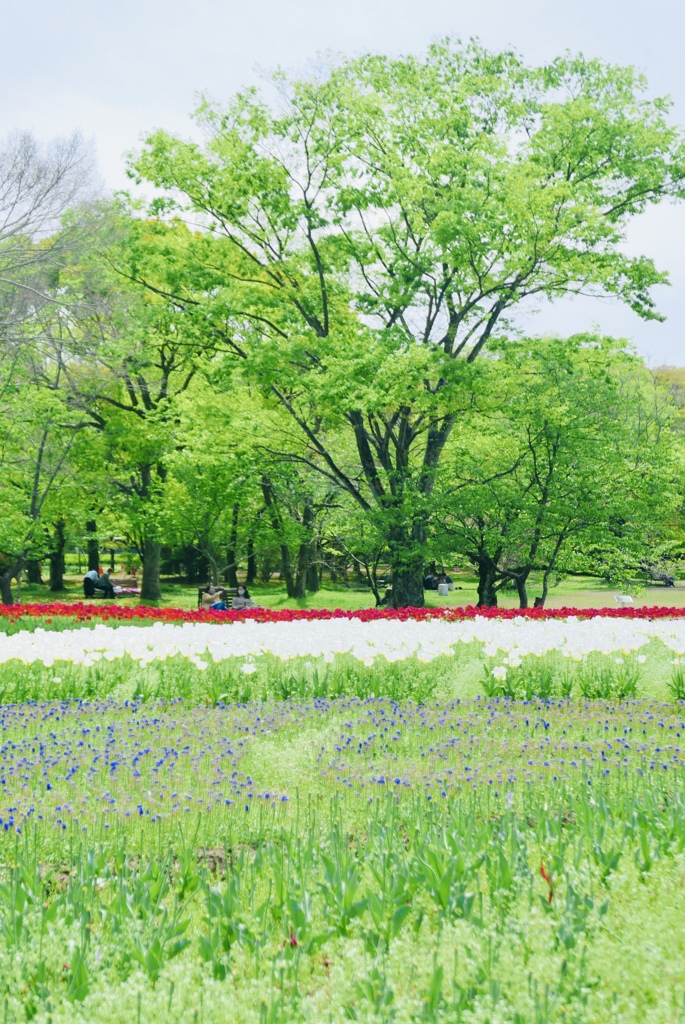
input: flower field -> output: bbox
[1,609,685,1021]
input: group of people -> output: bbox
[83,568,115,598]
[201,584,256,611]
[83,570,257,608]
[423,572,455,591]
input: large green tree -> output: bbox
[0,361,92,604]
[441,335,678,607]
[40,214,213,601]
[130,41,685,605]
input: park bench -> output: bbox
[197,587,237,608]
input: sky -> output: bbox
[2,0,684,365]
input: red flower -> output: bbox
[1,600,685,626]
[540,861,553,904]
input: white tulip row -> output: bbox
[1,615,684,669]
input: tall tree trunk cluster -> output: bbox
[261,478,319,599]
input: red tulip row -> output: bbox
[1,601,685,625]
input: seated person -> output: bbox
[201,585,226,610]
[83,569,100,597]
[231,584,255,610]
[95,570,115,598]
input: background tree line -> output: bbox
[2,40,685,607]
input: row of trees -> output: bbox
[2,41,685,606]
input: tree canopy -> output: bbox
[1,43,685,606]
[128,40,685,604]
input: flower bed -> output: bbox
[0,693,684,1021]
[0,614,684,667]
[1,599,685,625]
[1,610,683,667]
[0,613,681,707]
[1,607,685,1019]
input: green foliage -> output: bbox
[440,335,680,605]
[481,650,645,700]
[126,40,685,599]
[0,651,442,705]
[668,662,685,701]
[0,739,685,1021]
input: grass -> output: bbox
[10,570,685,613]
[1,691,685,1021]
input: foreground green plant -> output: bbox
[482,651,647,701]
[1,782,685,1023]
[0,652,444,707]
[0,693,685,1020]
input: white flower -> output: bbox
[492,666,507,681]
[241,663,257,675]
[1,612,684,672]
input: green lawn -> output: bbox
[11,570,685,612]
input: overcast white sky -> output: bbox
[2,0,684,364]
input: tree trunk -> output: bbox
[388,524,425,608]
[184,544,198,584]
[515,576,528,609]
[262,477,294,594]
[537,569,554,608]
[26,559,42,585]
[184,548,209,585]
[365,563,382,608]
[207,552,219,586]
[510,568,532,610]
[294,543,308,599]
[0,558,24,606]
[260,554,273,584]
[246,538,257,586]
[140,538,162,601]
[225,503,239,588]
[302,505,319,593]
[306,547,319,593]
[49,521,66,592]
[391,566,424,608]
[533,533,567,609]
[0,572,14,606]
[281,544,296,598]
[476,558,499,608]
[86,520,99,573]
